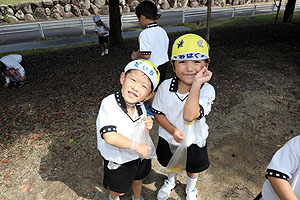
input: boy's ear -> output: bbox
[120,72,125,85]
[170,60,175,72]
[140,15,146,20]
[145,91,155,101]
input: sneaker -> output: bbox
[146,105,154,118]
[157,180,175,200]
[105,48,109,54]
[186,188,198,200]
[132,195,144,200]
[101,51,105,56]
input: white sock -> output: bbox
[186,174,198,192]
[167,173,177,185]
[109,194,119,200]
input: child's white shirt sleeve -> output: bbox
[267,136,300,179]
[139,33,152,55]
[96,97,117,147]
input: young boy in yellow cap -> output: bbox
[96,60,160,200]
[151,34,215,200]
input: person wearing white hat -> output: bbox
[93,15,109,56]
[96,60,160,200]
[156,9,162,20]
[0,54,26,88]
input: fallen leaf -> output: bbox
[40,168,47,171]
[1,160,8,164]
[33,136,41,140]
[50,149,57,153]
[86,188,95,192]
[34,145,40,149]
[64,146,71,150]
[4,173,9,180]
[20,184,31,193]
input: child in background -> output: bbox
[156,9,162,20]
[255,135,300,200]
[0,54,26,88]
[96,59,160,200]
[93,15,109,56]
[151,34,215,200]
[131,1,169,116]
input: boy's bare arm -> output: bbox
[154,114,185,143]
[183,81,202,122]
[103,131,151,157]
[183,67,212,121]
[95,32,104,37]
[268,176,298,200]
[132,50,151,60]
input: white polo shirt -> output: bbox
[139,22,169,67]
[96,91,147,164]
[0,54,25,83]
[94,23,109,37]
[261,135,300,199]
[151,77,215,148]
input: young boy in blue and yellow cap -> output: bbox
[152,34,216,200]
[96,59,160,200]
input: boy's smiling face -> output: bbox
[120,69,154,105]
[172,60,208,86]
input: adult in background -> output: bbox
[0,54,26,88]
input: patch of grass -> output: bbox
[0,0,40,4]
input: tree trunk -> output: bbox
[283,0,296,23]
[109,0,123,45]
[274,0,282,24]
[205,0,212,43]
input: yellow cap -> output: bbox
[124,59,160,91]
[171,34,209,60]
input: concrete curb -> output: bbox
[0,26,190,53]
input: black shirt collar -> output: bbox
[146,22,158,29]
[114,91,143,117]
[169,77,179,92]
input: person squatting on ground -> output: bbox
[131,1,169,116]
[254,135,300,200]
[96,60,161,200]
[93,15,109,56]
[151,34,216,200]
[0,54,26,88]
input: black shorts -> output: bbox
[155,62,168,92]
[156,137,210,173]
[98,36,109,44]
[103,158,151,193]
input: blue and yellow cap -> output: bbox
[171,33,209,61]
[124,60,160,91]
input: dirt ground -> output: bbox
[1,22,300,200]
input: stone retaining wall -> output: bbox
[0,0,271,23]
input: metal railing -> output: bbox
[0,2,299,39]
[182,2,300,23]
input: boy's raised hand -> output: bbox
[194,66,213,84]
[173,128,185,143]
[143,116,153,131]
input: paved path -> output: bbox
[0,26,190,53]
